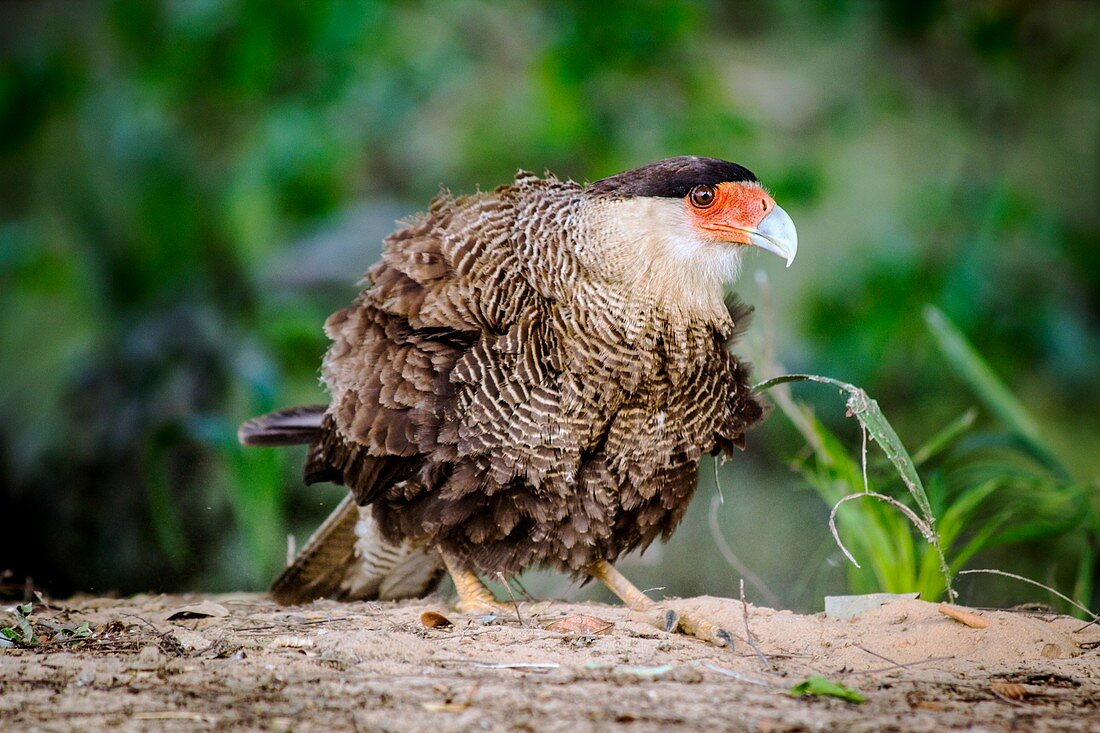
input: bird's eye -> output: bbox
[689,185,716,208]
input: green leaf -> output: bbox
[756,374,933,521]
[923,306,1065,476]
[61,621,93,640]
[789,676,866,703]
[2,603,38,646]
[15,605,36,645]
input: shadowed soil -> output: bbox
[1,594,1098,732]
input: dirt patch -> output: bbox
[2,594,1098,732]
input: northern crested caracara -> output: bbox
[239,156,798,645]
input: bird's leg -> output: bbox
[587,560,733,647]
[587,559,654,612]
[439,551,509,615]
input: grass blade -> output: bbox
[911,408,978,468]
[923,306,1065,475]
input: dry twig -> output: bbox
[740,579,772,672]
[958,569,1099,625]
[697,661,769,686]
[496,572,528,627]
[856,645,900,667]
[828,492,933,570]
[856,656,956,675]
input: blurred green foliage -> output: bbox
[1,0,1097,609]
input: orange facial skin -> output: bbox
[687,182,775,245]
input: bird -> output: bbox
[238,156,797,645]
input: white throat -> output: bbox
[576,196,742,324]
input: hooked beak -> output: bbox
[747,204,798,267]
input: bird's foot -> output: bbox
[651,607,735,648]
[587,560,735,648]
[440,551,512,617]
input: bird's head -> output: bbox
[579,156,797,319]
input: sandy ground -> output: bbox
[1,593,1098,732]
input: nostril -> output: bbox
[761,199,768,212]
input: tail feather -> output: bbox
[270,494,444,605]
[244,405,443,604]
[270,494,360,604]
[239,405,327,446]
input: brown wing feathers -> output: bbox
[269,493,361,604]
[245,170,766,602]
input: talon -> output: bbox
[715,628,734,648]
[662,609,680,633]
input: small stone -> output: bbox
[169,629,212,653]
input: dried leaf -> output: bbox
[167,601,229,620]
[789,676,866,703]
[989,682,1027,701]
[420,610,453,629]
[938,603,990,629]
[545,614,613,636]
